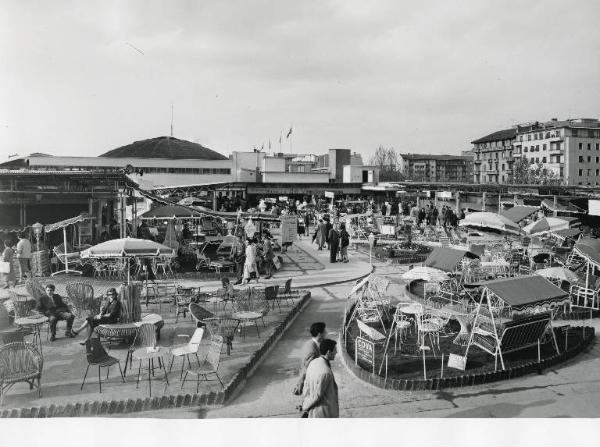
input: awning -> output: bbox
[499,205,539,223]
[573,237,600,267]
[483,275,569,312]
[44,213,92,233]
[551,228,581,241]
[139,205,202,220]
[423,247,479,272]
[541,199,585,214]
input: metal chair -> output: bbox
[174,294,192,323]
[264,285,281,313]
[0,342,43,405]
[279,278,297,306]
[81,338,125,393]
[203,317,240,356]
[189,303,215,328]
[125,323,158,374]
[181,335,225,392]
[169,327,205,379]
[232,289,268,340]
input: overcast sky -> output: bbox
[1,0,599,162]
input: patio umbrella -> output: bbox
[401,266,450,283]
[81,238,174,283]
[458,212,521,235]
[139,205,201,220]
[535,267,580,284]
[522,217,570,235]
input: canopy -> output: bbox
[81,238,174,258]
[535,267,580,284]
[483,275,569,312]
[401,266,450,283]
[541,199,585,214]
[522,217,570,235]
[423,247,479,272]
[459,212,521,235]
[44,213,91,233]
[499,206,539,224]
[551,228,581,241]
[573,237,600,267]
[348,273,390,298]
[139,205,202,220]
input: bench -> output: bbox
[471,312,557,371]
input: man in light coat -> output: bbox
[293,322,327,396]
[301,338,339,418]
[15,232,32,283]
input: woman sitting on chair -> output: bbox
[72,287,121,345]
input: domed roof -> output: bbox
[99,136,228,160]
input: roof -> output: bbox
[551,228,581,240]
[100,136,228,161]
[400,154,471,161]
[423,247,479,272]
[483,275,569,311]
[541,199,585,214]
[471,128,517,145]
[574,238,600,266]
[499,205,539,223]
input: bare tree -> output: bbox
[370,145,404,181]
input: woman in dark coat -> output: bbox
[72,287,121,344]
[328,224,340,263]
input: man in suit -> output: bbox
[293,322,327,396]
[301,338,339,418]
[316,219,327,250]
[38,283,75,341]
[328,223,340,263]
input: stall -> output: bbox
[44,213,93,276]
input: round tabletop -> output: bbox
[132,346,168,360]
[15,315,49,326]
[398,303,423,315]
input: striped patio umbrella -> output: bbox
[522,217,570,235]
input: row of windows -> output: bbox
[578,156,600,163]
[522,131,562,141]
[578,142,600,150]
[578,169,600,177]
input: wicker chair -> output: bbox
[125,323,157,374]
[203,317,240,356]
[65,281,101,319]
[189,303,215,328]
[81,338,125,393]
[264,285,281,313]
[0,342,43,405]
[232,289,268,340]
[181,335,225,392]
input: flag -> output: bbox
[279,133,282,144]
[269,140,271,150]
[286,126,293,138]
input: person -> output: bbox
[242,238,259,284]
[37,284,75,341]
[328,223,340,263]
[325,218,333,249]
[339,224,350,263]
[301,338,339,418]
[15,232,32,284]
[72,288,121,344]
[316,218,327,250]
[1,240,16,289]
[232,237,246,285]
[293,322,327,395]
[262,235,274,279]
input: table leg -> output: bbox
[148,359,152,396]
[162,355,169,386]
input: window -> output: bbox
[588,156,592,162]
[527,134,532,141]
[536,145,540,151]
[588,143,592,150]
[542,157,546,163]
[579,169,583,176]
[524,147,528,153]
[596,169,599,176]
[579,142,583,150]
[572,129,579,137]
[534,133,538,140]
[543,144,547,151]
[597,157,600,163]
[597,143,600,150]
[536,157,539,163]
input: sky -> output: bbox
[1,0,599,163]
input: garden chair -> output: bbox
[169,327,205,379]
[189,303,215,328]
[279,278,297,306]
[81,338,125,393]
[0,342,43,405]
[125,323,158,375]
[65,281,102,319]
[416,311,442,356]
[264,285,281,313]
[174,293,192,323]
[181,335,225,392]
[232,289,269,340]
[391,311,413,353]
[203,317,240,356]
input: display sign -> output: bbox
[355,336,375,374]
[324,191,335,199]
[589,199,600,216]
[280,215,298,244]
[278,196,288,202]
[381,224,395,235]
[448,353,466,370]
[437,191,452,199]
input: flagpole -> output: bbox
[279,132,282,153]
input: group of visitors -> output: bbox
[1,233,33,288]
[313,218,350,263]
[293,322,339,418]
[231,231,277,285]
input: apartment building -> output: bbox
[471,128,516,184]
[399,154,473,183]
[512,118,600,186]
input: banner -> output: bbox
[280,215,298,244]
[325,191,335,199]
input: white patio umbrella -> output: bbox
[535,267,580,284]
[522,217,570,235]
[459,212,521,235]
[401,266,450,283]
[81,237,174,283]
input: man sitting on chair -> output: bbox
[37,283,75,341]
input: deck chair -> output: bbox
[52,243,83,276]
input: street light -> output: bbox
[368,232,375,266]
[31,222,43,251]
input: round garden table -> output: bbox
[14,315,48,355]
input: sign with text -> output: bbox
[278,196,288,202]
[324,191,335,199]
[448,353,466,371]
[355,336,375,374]
[280,215,298,245]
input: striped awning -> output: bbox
[44,214,91,233]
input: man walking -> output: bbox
[293,322,327,396]
[15,232,32,283]
[37,284,75,341]
[301,339,339,418]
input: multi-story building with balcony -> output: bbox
[399,154,472,183]
[471,128,516,184]
[512,118,600,186]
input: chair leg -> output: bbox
[136,360,142,389]
[38,376,42,397]
[255,321,260,337]
[181,371,188,389]
[168,356,174,373]
[81,364,90,390]
[98,366,102,393]
[118,362,126,383]
[106,366,110,380]
[181,356,185,380]
[215,372,224,389]
[195,352,201,367]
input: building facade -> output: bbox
[471,128,516,184]
[399,154,473,183]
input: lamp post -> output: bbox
[368,232,375,266]
[32,222,43,251]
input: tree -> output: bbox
[369,145,405,182]
[511,158,562,185]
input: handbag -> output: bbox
[0,261,10,274]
